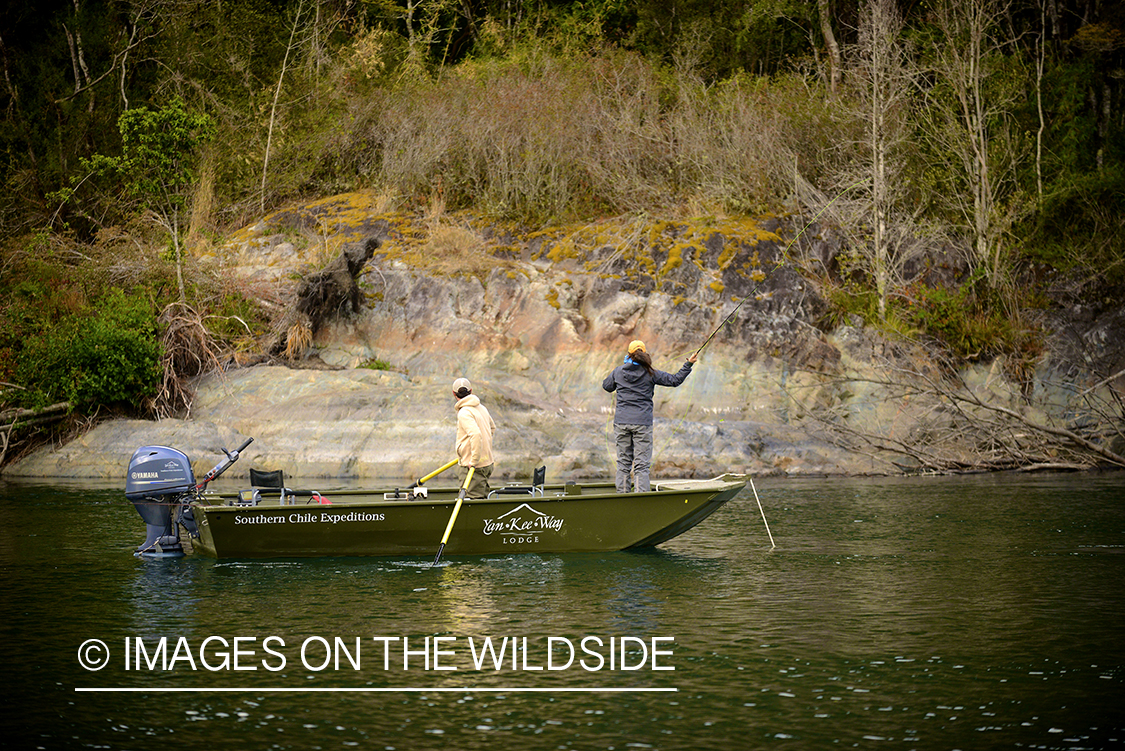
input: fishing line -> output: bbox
[691,294,754,359]
[661,179,868,471]
[750,477,775,549]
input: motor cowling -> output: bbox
[127,445,196,500]
[126,446,197,558]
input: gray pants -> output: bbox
[458,463,493,498]
[614,423,653,493]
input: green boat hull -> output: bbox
[189,477,746,559]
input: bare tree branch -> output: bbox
[781,346,1125,473]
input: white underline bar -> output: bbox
[76,687,677,693]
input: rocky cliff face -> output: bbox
[7,191,1123,481]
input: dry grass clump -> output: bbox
[424,221,497,278]
[154,302,225,418]
[337,196,519,282]
[320,47,845,225]
[284,318,313,360]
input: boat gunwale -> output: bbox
[193,477,747,511]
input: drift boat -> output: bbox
[125,438,746,560]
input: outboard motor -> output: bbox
[125,437,253,558]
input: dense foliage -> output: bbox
[14,287,161,411]
[0,235,165,413]
[0,0,1123,447]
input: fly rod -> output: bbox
[691,178,865,359]
[692,286,758,358]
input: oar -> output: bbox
[411,458,458,488]
[433,466,474,566]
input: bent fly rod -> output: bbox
[691,287,757,358]
[691,178,865,359]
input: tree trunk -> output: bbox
[871,2,888,319]
[1035,0,1046,197]
[68,0,95,113]
[818,0,842,97]
[856,0,914,320]
[261,0,305,214]
[931,0,1014,287]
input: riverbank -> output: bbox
[1,363,864,481]
[5,194,1123,481]
[4,342,1116,482]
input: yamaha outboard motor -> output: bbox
[125,446,196,557]
[125,437,253,558]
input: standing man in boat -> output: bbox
[602,341,697,494]
[452,377,496,498]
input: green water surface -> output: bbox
[2,472,1123,750]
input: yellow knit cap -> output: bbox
[628,340,646,354]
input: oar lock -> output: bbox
[383,486,429,500]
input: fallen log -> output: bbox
[0,401,70,423]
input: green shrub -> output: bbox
[821,280,1041,365]
[1020,166,1125,282]
[906,285,994,358]
[14,288,162,411]
[898,283,1041,363]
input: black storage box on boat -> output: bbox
[125,445,196,501]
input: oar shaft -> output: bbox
[436,502,461,547]
[434,466,475,565]
[438,495,466,546]
[415,459,458,487]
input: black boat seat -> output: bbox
[487,465,546,499]
[249,467,293,504]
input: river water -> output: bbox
[2,472,1123,750]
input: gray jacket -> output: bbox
[602,358,693,426]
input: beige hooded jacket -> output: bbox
[455,394,496,467]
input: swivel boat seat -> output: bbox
[248,467,292,505]
[488,465,547,498]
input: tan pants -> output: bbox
[458,464,493,498]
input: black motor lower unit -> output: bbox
[126,445,197,558]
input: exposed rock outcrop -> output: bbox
[7,192,1124,481]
